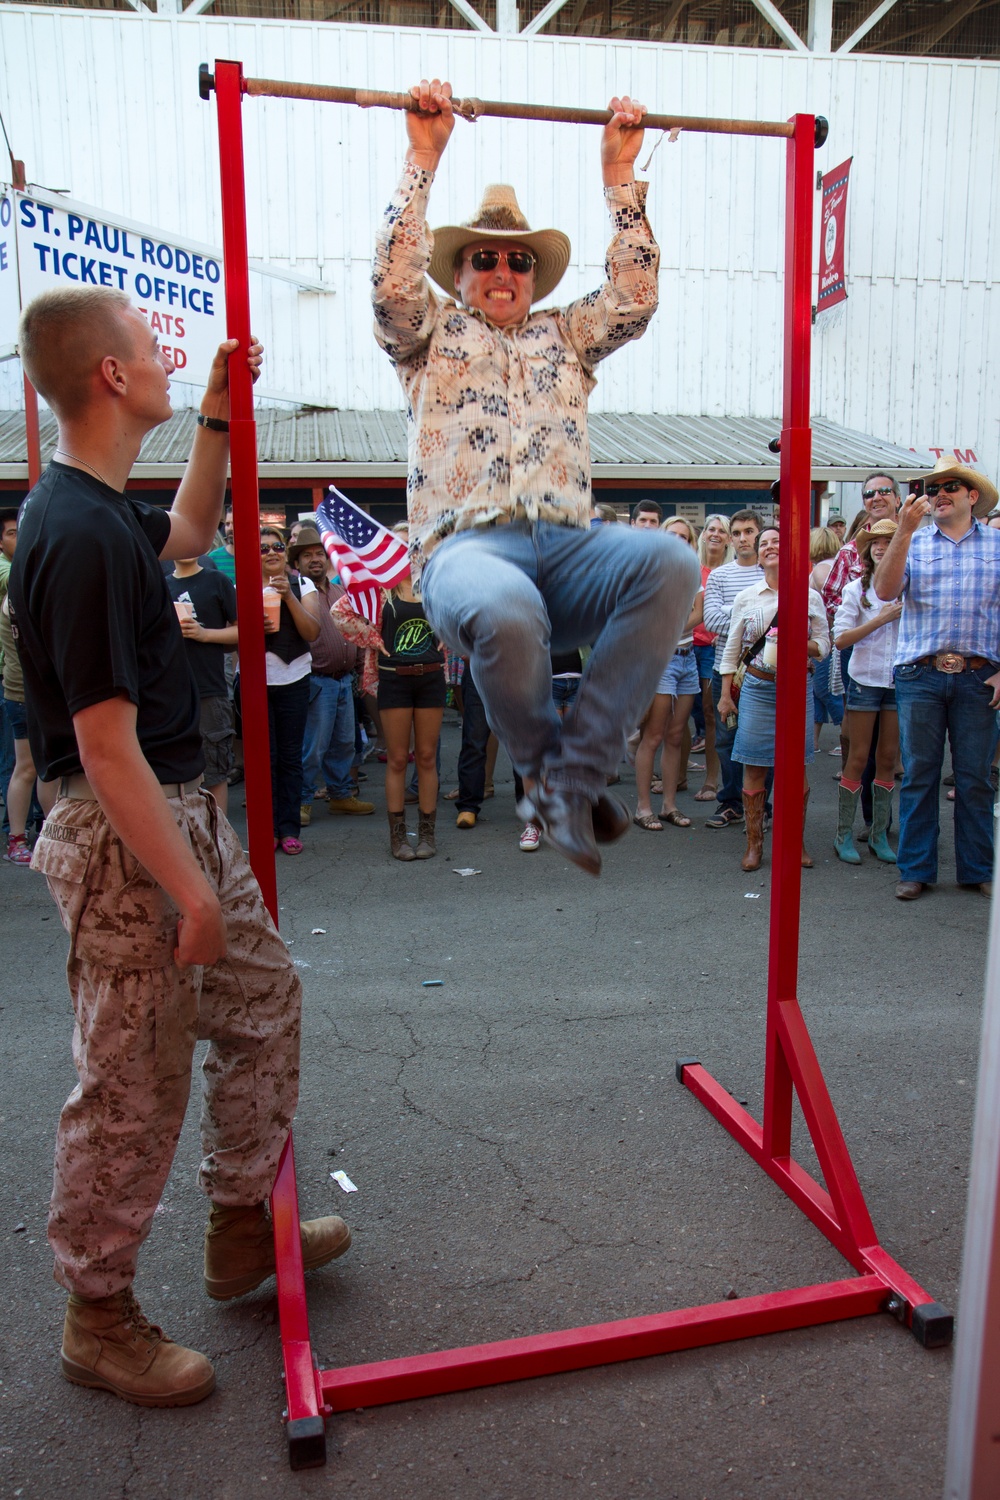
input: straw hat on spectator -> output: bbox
[919,456,998,520]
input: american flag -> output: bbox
[316,485,410,622]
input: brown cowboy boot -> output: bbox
[741,789,766,871]
[414,808,437,860]
[204,1202,351,1301]
[62,1287,215,1407]
[801,787,814,868]
[387,809,416,861]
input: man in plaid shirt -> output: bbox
[873,459,1000,901]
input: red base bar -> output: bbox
[320,1276,887,1411]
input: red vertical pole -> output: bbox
[762,116,815,1159]
[213,60,278,922]
[23,375,42,487]
[211,62,321,1463]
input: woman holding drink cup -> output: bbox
[260,524,320,854]
[717,526,830,872]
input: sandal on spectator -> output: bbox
[280,837,303,856]
[693,783,718,802]
[660,808,691,827]
[633,812,663,831]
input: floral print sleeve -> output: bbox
[372,163,442,364]
[559,181,660,370]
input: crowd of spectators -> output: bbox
[3,460,998,894]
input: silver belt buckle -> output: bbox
[935,652,965,674]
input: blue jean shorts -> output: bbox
[846,680,896,712]
[2,697,28,740]
[693,642,716,683]
[657,649,700,698]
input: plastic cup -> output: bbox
[174,600,195,624]
[262,586,282,632]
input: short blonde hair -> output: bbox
[809,526,841,563]
[18,287,136,419]
[662,515,698,549]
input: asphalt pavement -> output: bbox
[0,717,988,1500]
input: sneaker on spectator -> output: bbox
[705,807,743,829]
[4,834,32,866]
[519,821,541,852]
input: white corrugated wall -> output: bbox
[0,8,996,476]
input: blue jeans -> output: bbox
[301,673,356,802]
[894,662,999,885]
[421,521,700,795]
[711,670,743,813]
[812,653,844,726]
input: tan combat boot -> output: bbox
[204,1203,351,1301]
[61,1287,215,1407]
[414,808,437,859]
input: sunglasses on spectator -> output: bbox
[260,541,286,554]
[924,481,968,497]
[862,486,895,499]
[466,249,536,274]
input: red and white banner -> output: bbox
[817,158,852,315]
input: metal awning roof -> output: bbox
[0,408,934,483]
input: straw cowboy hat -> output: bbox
[286,525,325,566]
[854,517,898,562]
[919,456,998,520]
[429,184,571,305]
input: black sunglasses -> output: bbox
[924,481,967,498]
[260,541,286,554]
[862,486,895,500]
[467,248,536,275]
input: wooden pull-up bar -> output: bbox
[199,66,828,143]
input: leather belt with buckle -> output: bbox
[915,653,990,674]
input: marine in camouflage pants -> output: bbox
[31,784,301,1300]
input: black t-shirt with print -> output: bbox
[10,462,204,782]
[380,596,442,667]
[165,567,238,699]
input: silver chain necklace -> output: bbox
[54,449,117,490]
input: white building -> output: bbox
[0,3,995,518]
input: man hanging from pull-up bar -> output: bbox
[372,78,700,875]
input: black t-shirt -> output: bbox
[380,596,442,667]
[165,567,237,699]
[10,462,204,782]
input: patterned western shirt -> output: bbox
[373,163,660,578]
[886,519,1000,666]
[821,536,863,622]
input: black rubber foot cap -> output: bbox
[675,1057,700,1083]
[287,1415,327,1470]
[912,1301,954,1349]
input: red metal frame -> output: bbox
[207,65,950,1470]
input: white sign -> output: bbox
[11,187,224,379]
[0,188,20,360]
[674,502,705,524]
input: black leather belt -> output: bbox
[379,663,444,676]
